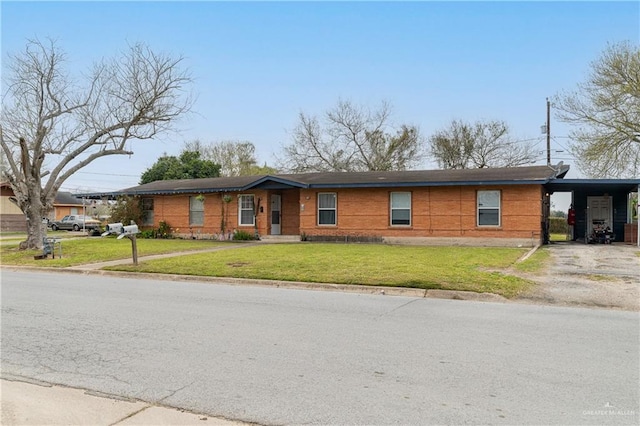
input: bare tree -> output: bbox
[185,140,277,176]
[429,119,536,169]
[277,100,424,172]
[554,41,640,178]
[1,39,192,249]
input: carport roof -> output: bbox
[545,179,640,193]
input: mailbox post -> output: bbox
[118,224,140,265]
[102,222,139,265]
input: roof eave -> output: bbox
[241,175,308,190]
[308,179,550,189]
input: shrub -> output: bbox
[139,229,156,239]
[549,217,569,234]
[158,221,172,238]
[109,196,143,226]
[232,230,255,241]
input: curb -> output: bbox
[2,265,508,303]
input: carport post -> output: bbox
[637,184,639,247]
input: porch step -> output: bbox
[259,235,301,243]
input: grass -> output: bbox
[513,247,550,273]
[0,236,225,267]
[0,230,73,245]
[549,233,568,242]
[586,274,620,282]
[107,243,537,298]
[2,234,547,298]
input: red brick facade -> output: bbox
[143,184,545,244]
[298,185,543,239]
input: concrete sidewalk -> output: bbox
[0,378,246,426]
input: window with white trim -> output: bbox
[477,190,501,226]
[317,193,337,226]
[238,194,255,226]
[390,192,411,226]
[190,196,204,226]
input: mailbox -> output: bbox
[106,222,124,233]
[102,222,124,237]
[117,224,139,239]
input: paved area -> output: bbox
[3,270,639,425]
[2,239,638,424]
[0,378,245,425]
[57,239,640,312]
[516,242,640,311]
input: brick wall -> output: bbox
[299,185,543,240]
[275,190,300,235]
[152,190,271,237]
[148,185,544,242]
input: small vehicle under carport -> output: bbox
[50,215,101,232]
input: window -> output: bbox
[477,190,500,226]
[141,198,154,226]
[238,195,255,226]
[317,193,337,225]
[390,192,411,226]
[190,196,204,226]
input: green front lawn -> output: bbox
[2,236,546,298]
[108,243,538,298]
[0,237,225,267]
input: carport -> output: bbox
[544,179,640,246]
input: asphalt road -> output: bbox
[1,270,639,425]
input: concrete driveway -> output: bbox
[518,242,640,311]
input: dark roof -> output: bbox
[74,164,571,198]
[1,183,85,205]
[275,165,570,188]
[54,191,84,205]
[544,179,640,193]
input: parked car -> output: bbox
[50,215,101,232]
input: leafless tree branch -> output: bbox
[428,119,537,169]
[0,38,192,249]
[554,41,640,178]
[277,100,424,172]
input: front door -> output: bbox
[271,194,281,235]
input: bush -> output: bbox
[139,229,156,239]
[549,217,569,234]
[232,230,255,241]
[158,221,172,238]
[110,196,143,226]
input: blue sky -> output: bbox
[2,1,639,196]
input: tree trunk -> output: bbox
[22,209,46,250]
[16,183,49,250]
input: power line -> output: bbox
[551,136,572,153]
[76,171,139,177]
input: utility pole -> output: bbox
[546,98,551,165]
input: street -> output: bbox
[1,269,639,425]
